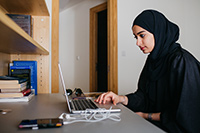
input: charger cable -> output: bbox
[59,107,121,125]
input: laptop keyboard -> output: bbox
[72,99,98,110]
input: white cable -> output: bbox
[59,107,121,125]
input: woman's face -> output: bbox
[132,25,155,54]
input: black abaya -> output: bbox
[126,10,200,132]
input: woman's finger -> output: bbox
[97,93,107,104]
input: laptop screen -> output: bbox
[58,63,72,113]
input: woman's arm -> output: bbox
[119,95,128,105]
[136,112,161,121]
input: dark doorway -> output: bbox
[97,9,107,92]
[90,1,118,94]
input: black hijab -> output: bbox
[132,9,180,81]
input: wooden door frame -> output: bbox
[89,0,118,94]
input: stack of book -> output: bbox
[0,76,34,102]
[11,61,38,95]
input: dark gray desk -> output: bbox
[0,94,165,133]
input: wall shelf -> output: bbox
[0,0,50,93]
[0,0,49,55]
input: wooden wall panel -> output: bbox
[32,16,50,51]
[51,0,59,93]
[0,52,10,76]
[108,0,118,94]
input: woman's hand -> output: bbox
[95,91,128,105]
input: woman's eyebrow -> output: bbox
[137,30,145,35]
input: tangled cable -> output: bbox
[59,107,121,125]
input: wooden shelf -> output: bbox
[0,9,49,55]
[0,0,50,93]
[0,0,49,55]
[0,0,49,16]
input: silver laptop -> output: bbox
[58,63,121,114]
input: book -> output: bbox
[13,61,37,95]
[0,88,31,98]
[0,91,35,102]
[10,66,31,91]
[0,76,28,84]
[0,82,27,89]
[6,14,32,36]
[0,86,27,93]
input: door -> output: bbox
[90,0,118,94]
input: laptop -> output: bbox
[58,63,121,114]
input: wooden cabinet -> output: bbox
[0,0,50,93]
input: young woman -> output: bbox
[95,10,200,132]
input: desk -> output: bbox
[0,94,164,133]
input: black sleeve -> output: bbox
[160,50,200,132]
[125,89,147,112]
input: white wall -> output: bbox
[59,0,106,93]
[118,0,200,95]
[59,0,200,95]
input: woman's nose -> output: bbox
[136,38,141,46]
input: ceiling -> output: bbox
[59,0,84,12]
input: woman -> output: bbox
[95,10,200,132]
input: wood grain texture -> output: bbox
[51,0,59,93]
[0,52,10,76]
[32,16,50,51]
[0,0,49,16]
[108,0,118,94]
[0,8,49,55]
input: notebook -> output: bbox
[58,63,121,114]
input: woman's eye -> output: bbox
[134,35,137,39]
[140,34,145,38]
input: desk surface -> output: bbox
[0,94,164,133]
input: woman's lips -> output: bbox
[140,46,145,51]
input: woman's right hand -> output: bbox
[95,91,128,105]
